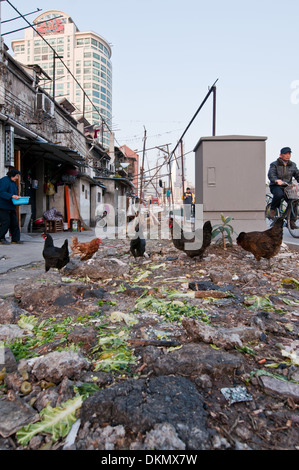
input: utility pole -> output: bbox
[212,85,216,136]
[52,53,63,101]
[180,139,185,203]
[139,126,147,203]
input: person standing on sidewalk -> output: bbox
[0,169,23,245]
[182,187,195,220]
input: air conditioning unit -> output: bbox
[36,93,54,117]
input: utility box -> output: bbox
[194,135,267,236]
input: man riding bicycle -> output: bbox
[268,147,299,229]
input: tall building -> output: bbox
[11,10,112,148]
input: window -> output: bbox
[14,44,25,52]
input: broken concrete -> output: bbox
[141,343,244,378]
[0,396,38,438]
[28,350,90,383]
[259,374,299,403]
[182,318,260,349]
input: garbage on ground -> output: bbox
[221,386,253,405]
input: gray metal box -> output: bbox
[194,135,267,235]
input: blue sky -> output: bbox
[2,0,299,183]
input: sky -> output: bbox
[1,0,299,184]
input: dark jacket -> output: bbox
[0,175,18,210]
[183,191,195,205]
[268,158,299,187]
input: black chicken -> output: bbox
[169,216,212,259]
[42,232,70,272]
[130,223,146,260]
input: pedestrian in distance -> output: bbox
[182,187,195,220]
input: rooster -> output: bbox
[236,217,284,266]
[169,216,212,259]
[70,236,102,261]
[41,233,70,272]
[130,223,146,261]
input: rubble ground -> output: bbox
[0,236,298,451]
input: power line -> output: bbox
[1,7,41,24]
[4,1,115,140]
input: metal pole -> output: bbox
[180,139,185,200]
[212,86,216,136]
[171,78,218,157]
[53,52,56,100]
[139,126,146,202]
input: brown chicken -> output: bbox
[236,217,284,265]
[71,236,102,261]
[169,216,212,259]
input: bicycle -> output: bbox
[265,183,299,238]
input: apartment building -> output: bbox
[11,10,112,149]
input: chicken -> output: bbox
[236,217,284,265]
[130,223,146,261]
[169,216,212,258]
[70,236,102,261]
[41,233,70,272]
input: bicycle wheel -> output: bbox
[287,200,299,238]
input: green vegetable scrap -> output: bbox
[16,395,82,446]
[281,277,299,289]
[244,295,277,312]
[134,293,209,324]
[92,330,137,373]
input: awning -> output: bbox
[15,138,86,167]
[94,175,135,189]
[77,172,107,189]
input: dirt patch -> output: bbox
[0,238,298,450]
